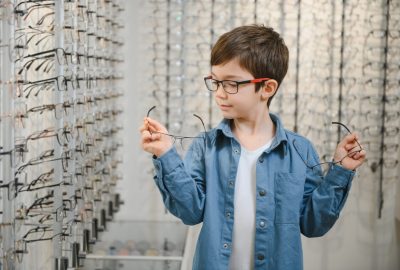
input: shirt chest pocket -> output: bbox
[274,172,305,224]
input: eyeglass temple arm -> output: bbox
[331,121,362,149]
[0,148,13,164]
[146,106,157,135]
[146,106,208,142]
[147,105,156,118]
[193,114,209,144]
[331,121,351,133]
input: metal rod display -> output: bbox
[337,0,346,145]
[293,0,301,133]
[0,1,125,269]
[378,0,391,219]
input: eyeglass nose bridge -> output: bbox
[214,80,223,91]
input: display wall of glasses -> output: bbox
[0,1,125,270]
[142,0,399,269]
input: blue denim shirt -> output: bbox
[152,113,355,270]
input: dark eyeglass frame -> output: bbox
[204,75,271,94]
[14,148,71,178]
[298,121,363,172]
[146,106,208,150]
[27,100,72,119]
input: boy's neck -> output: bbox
[231,111,276,151]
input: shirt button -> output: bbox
[257,254,265,260]
[260,221,266,228]
[226,212,231,218]
[229,181,234,187]
[223,243,229,249]
[234,149,239,154]
[259,157,264,163]
[259,189,266,196]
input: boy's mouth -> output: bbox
[219,104,232,110]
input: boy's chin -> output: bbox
[220,111,234,119]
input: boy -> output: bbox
[140,25,366,270]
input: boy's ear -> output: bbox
[261,79,278,99]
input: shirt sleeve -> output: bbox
[300,141,355,237]
[152,138,206,225]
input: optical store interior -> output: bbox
[0,0,399,270]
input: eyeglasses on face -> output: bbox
[204,75,271,94]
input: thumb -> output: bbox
[146,117,168,133]
[339,133,359,147]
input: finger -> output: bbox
[353,152,361,160]
[353,149,366,161]
[152,133,161,140]
[146,117,168,133]
[141,139,151,150]
[344,147,361,159]
[141,133,153,144]
[140,122,158,136]
[148,124,158,133]
[147,126,163,138]
[351,132,360,142]
[345,133,358,143]
[348,151,357,158]
[344,143,362,152]
[142,130,161,141]
[338,133,358,148]
[345,142,359,151]
[141,136,160,153]
[139,123,148,133]
[141,136,152,151]
[358,149,367,160]
[142,142,154,154]
[140,118,151,132]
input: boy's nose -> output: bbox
[215,84,228,99]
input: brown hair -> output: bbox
[210,25,289,107]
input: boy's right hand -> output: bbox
[140,117,173,157]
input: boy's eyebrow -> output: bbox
[210,72,244,80]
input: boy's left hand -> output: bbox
[333,133,366,171]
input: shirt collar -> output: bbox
[214,113,288,151]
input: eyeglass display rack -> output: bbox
[0,1,125,270]
[82,220,189,270]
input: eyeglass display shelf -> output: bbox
[85,255,183,261]
[82,220,188,270]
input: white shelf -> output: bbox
[86,255,183,261]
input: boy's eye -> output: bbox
[211,80,219,86]
[223,81,237,88]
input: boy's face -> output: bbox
[210,58,270,120]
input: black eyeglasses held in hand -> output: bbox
[146,106,208,151]
[296,121,363,173]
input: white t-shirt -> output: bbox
[228,138,274,270]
